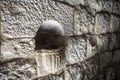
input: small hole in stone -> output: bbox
[34,20,65,50]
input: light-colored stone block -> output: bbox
[95,13,110,34]
[74,7,95,35]
[65,0,85,5]
[65,37,86,64]
[87,0,113,12]
[36,49,65,76]
[1,38,35,62]
[110,15,120,33]
[87,0,103,12]
[86,35,97,58]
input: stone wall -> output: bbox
[0,0,120,80]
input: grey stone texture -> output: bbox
[110,15,120,33]
[0,58,36,80]
[1,0,74,37]
[1,39,34,60]
[0,0,120,80]
[86,35,97,58]
[95,13,110,34]
[74,6,95,35]
[65,37,86,64]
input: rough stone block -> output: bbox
[1,0,74,37]
[85,54,99,79]
[66,55,99,80]
[112,50,120,63]
[56,0,85,6]
[94,68,115,80]
[102,0,113,13]
[74,7,95,35]
[65,37,86,64]
[87,0,113,13]
[113,0,120,16]
[109,33,116,50]
[97,34,110,52]
[86,35,97,58]
[99,52,112,71]
[105,68,115,80]
[87,0,103,12]
[57,0,113,14]
[0,58,36,80]
[95,13,110,34]
[1,38,35,62]
[66,64,88,80]
[110,33,120,50]
[64,0,85,6]
[110,15,120,33]
[36,69,64,80]
[51,70,64,80]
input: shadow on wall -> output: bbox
[91,14,120,80]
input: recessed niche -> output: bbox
[34,20,66,76]
[35,20,65,50]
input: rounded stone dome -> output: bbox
[39,20,64,36]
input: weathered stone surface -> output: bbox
[58,0,113,13]
[109,33,116,50]
[74,7,95,35]
[110,33,120,50]
[1,0,74,37]
[113,0,120,16]
[112,50,120,63]
[93,68,115,80]
[65,37,86,64]
[0,58,36,80]
[56,0,85,6]
[97,34,110,52]
[1,0,120,80]
[66,64,88,80]
[95,13,110,34]
[36,49,65,76]
[99,52,112,71]
[80,55,99,79]
[110,15,120,33]
[87,0,103,12]
[57,0,114,14]
[105,68,115,80]
[102,0,113,13]
[37,54,99,80]
[66,55,99,80]
[65,0,85,6]
[1,38,34,62]
[51,70,64,80]
[86,35,97,58]
[87,0,113,12]
[35,69,64,80]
